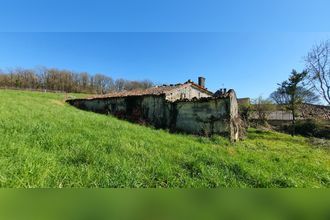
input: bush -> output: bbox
[282,119,330,139]
[295,119,319,137]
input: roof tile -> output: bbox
[88,82,212,99]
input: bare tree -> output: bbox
[0,66,154,94]
[270,86,319,105]
[305,40,330,105]
[114,79,126,92]
[140,80,154,89]
[80,72,89,91]
[252,96,275,125]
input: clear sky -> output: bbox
[1,0,330,32]
[1,0,330,99]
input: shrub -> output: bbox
[282,119,330,139]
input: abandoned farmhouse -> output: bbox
[67,77,242,141]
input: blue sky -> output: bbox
[1,0,330,31]
[1,1,330,99]
[1,32,330,99]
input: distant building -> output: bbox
[237,98,250,106]
[67,77,243,141]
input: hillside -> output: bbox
[0,89,329,187]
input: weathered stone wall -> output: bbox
[229,91,240,140]
[249,103,330,121]
[165,85,211,102]
[174,98,230,136]
[299,103,330,120]
[68,95,169,128]
[66,90,241,141]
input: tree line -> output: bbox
[0,67,154,94]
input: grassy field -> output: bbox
[0,89,329,188]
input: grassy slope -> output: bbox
[0,89,329,188]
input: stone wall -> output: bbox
[249,104,330,121]
[165,84,211,102]
[174,98,230,136]
[66,90,241,141]
[299,103,330,120]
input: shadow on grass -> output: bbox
[247,129,306,145]
[180,156,295,188]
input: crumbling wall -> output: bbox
[228,90,241,141]
[67,95,169,128]
[66,91,242,141]
[299,103,330,120]
[173,98,230,136]
[249,104,330,121]
[140,95,170,128]
[165,85,211,102]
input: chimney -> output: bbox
[198,76,205,88]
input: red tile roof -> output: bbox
[88,82,213,99]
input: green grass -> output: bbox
[0,89,329,188]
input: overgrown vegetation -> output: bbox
[282,119,330,139]
[0,89,329,187]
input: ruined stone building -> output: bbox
[67,77,242,141]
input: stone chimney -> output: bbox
[198,76,205,88]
